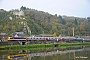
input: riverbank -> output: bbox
[0,42,90,50]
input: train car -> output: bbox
[27,37,62,41]
[7,32,27,41]
[7,36,26,41]
[27,37,46,41]
[47,37,61,41]
[61,37,76,41]
[48,37,57,40]
[74,37,84,41]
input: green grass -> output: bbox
[59,42,90,46]
[0,44,54,50]
[58,42,90,48]
[0,42,90,50]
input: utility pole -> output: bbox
[72,27,74,36]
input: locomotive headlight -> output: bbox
[24,36,26,38]
[8,37,11,40]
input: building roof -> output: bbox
[39,34,53,37]
[0,33,8,35]
[12,32,25,37]
[13,32,24,34]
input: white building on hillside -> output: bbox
[13,10,24,16]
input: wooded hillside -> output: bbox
[0,6,90,36]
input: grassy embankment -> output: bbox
[0,42,90,51]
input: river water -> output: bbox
[0,46,90,60]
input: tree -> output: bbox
[57,15,66,24]
[87,17,90,22]
[20,6,26,10]
[61,19,66,25]
[55,14,57,17]
[74,18,78,25]
[58,15,62,20]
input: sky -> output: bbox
[0,0,90,18]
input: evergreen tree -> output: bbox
[62,19,66,25]
[20,6,26,10]
[74,18,78,25]
[87,17,90,22]
[58,15,62,20]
